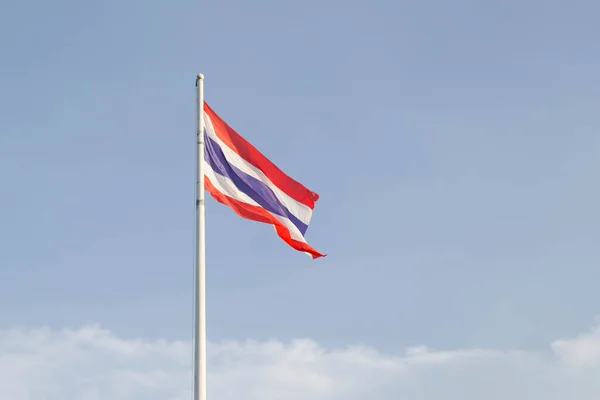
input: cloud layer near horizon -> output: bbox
[2,323,600,399]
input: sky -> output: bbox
[1,0,600,398]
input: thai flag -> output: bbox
[202,102,325,259]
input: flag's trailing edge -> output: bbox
[202,102,325,259]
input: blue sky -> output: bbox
[2,0,600,397]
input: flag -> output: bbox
[202,102,325,259]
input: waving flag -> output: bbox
[202,102,324,259]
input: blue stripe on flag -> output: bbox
[204,133,309,235]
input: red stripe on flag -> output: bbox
[205,177,325,259]
[204,102,319,210]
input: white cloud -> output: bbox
[2,323,600,399]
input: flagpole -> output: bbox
[194,73,207,400]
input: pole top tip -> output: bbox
[197,73,204,80]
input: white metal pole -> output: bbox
[194,73,207,400]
